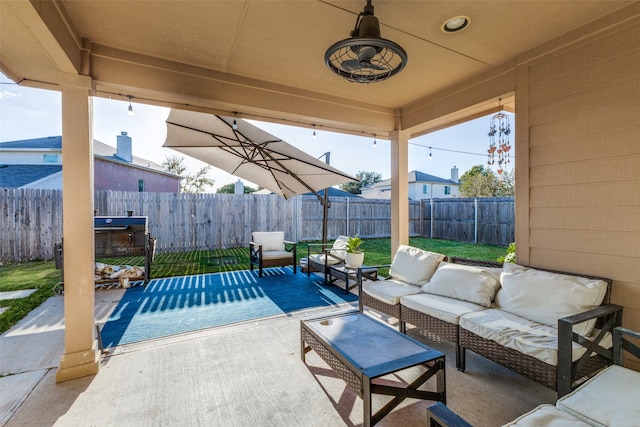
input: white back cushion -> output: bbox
[496,263,608,335]
[421,262,501,307]
[252,231,285,251]
[329,235,348,259]
[389,245,444,285]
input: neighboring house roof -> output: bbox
[311,188,361,198]
[0,135,176,178]
[0,165,62,188]
[0,135,61,150]
[92,140,168,174]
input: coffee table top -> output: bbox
[303,312,443,378]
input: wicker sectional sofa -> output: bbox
[427,327,640,427]
[357,245,622,397]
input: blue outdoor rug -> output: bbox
[100,267,357,347]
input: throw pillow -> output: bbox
[421,262,501,307]
[389,245,444,285]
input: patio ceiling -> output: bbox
[0,0,633,137]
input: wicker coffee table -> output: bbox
[301,312,446,426]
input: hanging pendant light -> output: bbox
[325,0,407,83]
[127,96,134,116]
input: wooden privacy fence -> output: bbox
[421,197,515,246]
[0,188,514,262]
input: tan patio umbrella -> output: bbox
[163,108,358,242]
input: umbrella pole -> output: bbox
[322,195,329,245]
[319,152,331,245]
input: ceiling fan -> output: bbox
[324,0,408,83]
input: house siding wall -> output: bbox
[523,17,640,332]
[94,159,180,193]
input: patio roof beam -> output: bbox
[88,44,398,138]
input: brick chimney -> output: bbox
[116,131,133,162]
[451,166,459,183]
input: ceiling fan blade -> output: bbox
[342,59,361,71]
[357,45,378,62]
[360,61,386,71]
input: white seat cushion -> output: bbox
[502,404,591,426]
[556,365,640,427]
[308,253,342,266]
[400,293,487,325]
[421,262,501,307]
[252,231,285,251]
[459,309,612,365]
[388,245,444,285]
[261,250,293,260]
[361,279,422,305]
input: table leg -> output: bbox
[363,377,372,427]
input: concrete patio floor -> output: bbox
[1,282,556,426]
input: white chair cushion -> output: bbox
[556,365,640,427]
[252,231,285,251]
[261,250,293,260]
[361,279,422,305]
[308,253,342,266]
[497,263,608,336]
[502,404,591,426]
[329,235,348,259]
[459,309,612,366]
[388,245,444,285]
[400,293,487,324]
[421,262,501,307]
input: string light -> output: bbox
[232,112,238,130]
[429,146,432,160]
[127,96,134,116]
[372,134,377,148]
[312,124,317,140]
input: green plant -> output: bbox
[497,242,516,263]
[346,235,363,254]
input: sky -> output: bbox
[0,72,513,191]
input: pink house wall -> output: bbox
[94,159,180,192]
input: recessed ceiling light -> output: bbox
[442,16,470,33]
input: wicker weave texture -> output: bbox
[459,328,608,390]
[401,307,458,343]
[361,293,401,319]
[302,329,363,396]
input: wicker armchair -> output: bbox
[249,231,297,277]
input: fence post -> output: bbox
[419,199,424,237]
[430,198,434,238]
[474,198,478,245]
[346,197,350,236]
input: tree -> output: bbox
[495,169,515,196]
[340,170,382,194]
[216,182,258,194]
[162,155,215,193]
[459,165,498,197]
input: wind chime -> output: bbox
[487,99,511,175]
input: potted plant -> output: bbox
[345,235,364,269]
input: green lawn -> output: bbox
[0,238,507,333]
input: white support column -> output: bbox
[389,130,409,255]
[56,73,99,383]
